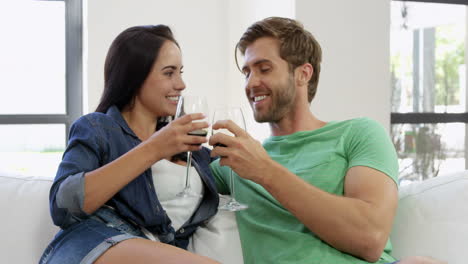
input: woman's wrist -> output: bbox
[138,138,163,165]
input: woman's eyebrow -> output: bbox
[161,65,177,71]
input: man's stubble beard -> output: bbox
[253,75,296,123]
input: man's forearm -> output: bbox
[258,161,389,262]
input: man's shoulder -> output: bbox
[337,117,384,134]
[338,117,379,126]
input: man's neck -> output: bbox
[269,106,326,137]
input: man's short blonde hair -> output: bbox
[237,17,322,103]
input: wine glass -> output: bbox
[212,107,249,211]
[175,95,209,198]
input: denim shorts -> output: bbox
[39,208,145,264]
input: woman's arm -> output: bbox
[82,113,209,214]
[51,113,209,227]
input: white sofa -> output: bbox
[1,170,467,264]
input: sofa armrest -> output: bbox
[390,171,468,264]
[0,174,59,264]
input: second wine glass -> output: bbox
[212,107,248,211]
[175,95,209,198]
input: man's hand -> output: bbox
[209,120,272,184]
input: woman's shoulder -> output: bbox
[72,112,120,130]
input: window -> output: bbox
[391,0,468,185]
[0,0,82,177]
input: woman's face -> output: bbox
[135,40,185,117]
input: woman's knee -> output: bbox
[94,238,219,264]
[399,256,448,264]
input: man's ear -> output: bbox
[295,63,313,87]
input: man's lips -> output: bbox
[251,94,270,106]
[253,95,268,102]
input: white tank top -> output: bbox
[148,159,204,235]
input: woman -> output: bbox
[39,25,219,264]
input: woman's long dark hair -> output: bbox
[95,25,179,113]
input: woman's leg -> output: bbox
[94,238,220,264]
[398,256,447,264]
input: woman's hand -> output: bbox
[148,113,209,160]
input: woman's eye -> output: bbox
[260,68,270,73]
[165,71,174,77]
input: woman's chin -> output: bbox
[164,110,176,118]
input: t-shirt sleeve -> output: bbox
[209,158,231,194]
[345,118,399,185]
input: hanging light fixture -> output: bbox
[401,1,409,30]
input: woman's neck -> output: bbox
[121,105,157,141]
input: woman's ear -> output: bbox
[295,63,313,87]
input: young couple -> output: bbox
[39,17,446,264]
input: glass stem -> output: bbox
[230,169,235,202]
[185,151,192,189]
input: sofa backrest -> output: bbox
[1,170,467,264]
[0,174,58,264]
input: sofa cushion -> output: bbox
[0,174,58,264]
[188,195,244,264]
[390,171,468,264]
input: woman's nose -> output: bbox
[175,76,186,91]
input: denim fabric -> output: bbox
[39,213,141,264]
[45,106,219,260]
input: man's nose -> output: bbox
[246,72,261,90]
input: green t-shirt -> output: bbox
[210,117,399,264]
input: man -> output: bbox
[209,17,445,264]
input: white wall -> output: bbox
[296,0,391,130]
[225,0,295,140]
[86,0,294,141]
[86,0,390,140]
[86,0,229,114]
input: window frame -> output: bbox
[0,0,83,140]
[391,0,468,171]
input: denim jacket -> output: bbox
[49,106,219,249]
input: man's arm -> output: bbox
[263,163,397,262]
[209,120,398,262]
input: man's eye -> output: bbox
[243,72,250,79]
[260,68,270,73]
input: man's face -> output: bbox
[242,37,296,123]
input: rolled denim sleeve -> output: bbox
[49,115,105,228]
[56,171,86,217]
